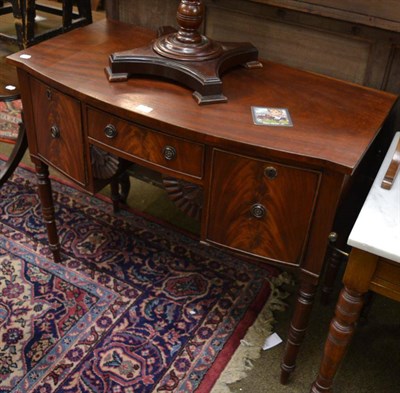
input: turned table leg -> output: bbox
[110,177,121,213]
[35,161,61,262]
[311,248,379,392]
[310,286,364,393]
[280,279,318,384]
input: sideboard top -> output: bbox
[8,19,398,174]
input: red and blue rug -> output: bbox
[0,162,280,393]
[0,100,21,144]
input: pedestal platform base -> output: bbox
[106,36,261,105]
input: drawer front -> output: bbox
[30,77,85,184]
[206,150,320,265]
[371,259,400,300]
[87,108,204,179]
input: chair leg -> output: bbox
[26,0,36,47]
[63,0,73,28]
[76,0,92,23]
[7,0,24,49]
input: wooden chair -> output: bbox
[0,0,92,49]
[0,1,12,13]
[0,63,27,186]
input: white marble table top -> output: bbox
[348,132,400,263]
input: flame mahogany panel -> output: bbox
[30,76,86,185]
[207,150,320,265]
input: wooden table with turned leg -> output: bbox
[7,19,400,385]
[311,132,400,393]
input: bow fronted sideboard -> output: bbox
[7,19,399,384]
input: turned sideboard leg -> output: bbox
[280,280,317,384]
[110,177,121,213]
[35,161,61,262]
[320,245,346,305]
[310,286,364,393]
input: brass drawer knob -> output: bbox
[250,203,266,219]
[50,125,60,138]
[264,166,278,179]
[104,124,117,139]
[163,145,177,161]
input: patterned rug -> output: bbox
[0,162,280,393]
[0,100,21,143]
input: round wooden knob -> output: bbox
[163,145,177,161]
[250,203,266,219]
[104,124,117,139]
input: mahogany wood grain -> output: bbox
[207,150,320,265]
[7,20,397,174]
[87,107,205,181]
[281,278,317,384]
[7,19,399,385]
[30,76,86,185]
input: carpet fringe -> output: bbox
[211,272,293,393]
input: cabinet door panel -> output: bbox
[206,150,320,265]
[30,77,86,185]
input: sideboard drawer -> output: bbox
[206,150,320,265]
[87,108,204,179]
[30,77,86,185]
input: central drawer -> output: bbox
[87,108,204,179]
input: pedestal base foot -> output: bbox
[106,36,260,105]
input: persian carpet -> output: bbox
[0,100,21,144]
[0,162,280,393]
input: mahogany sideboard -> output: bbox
[7,19,400,384]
